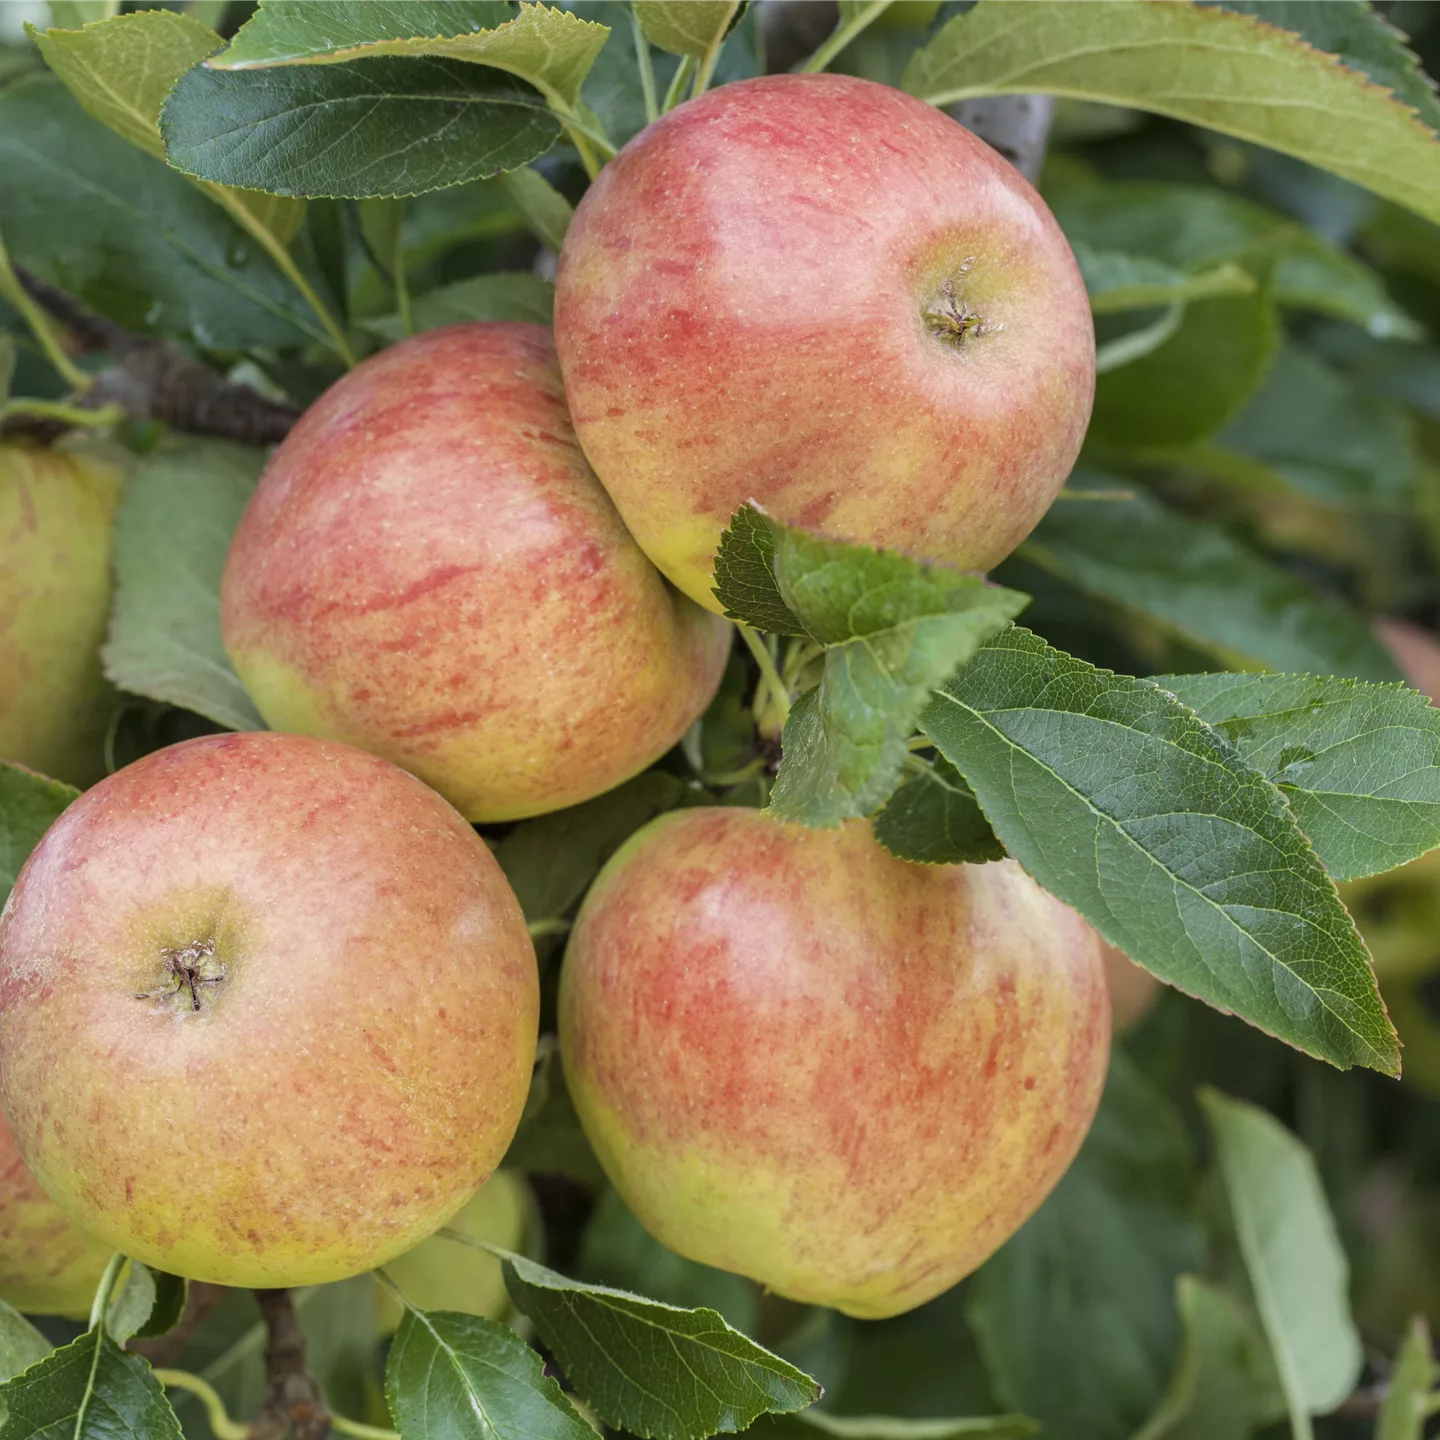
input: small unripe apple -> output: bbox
[559,809,1109,1319]
[373,1170,532,1333]
[0,1108,112,1318]
[0,443,122,785]
[0,732,538,1287]
[221,323,731,823]
[555,73,1094,612]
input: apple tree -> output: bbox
[2,2,1440,1439]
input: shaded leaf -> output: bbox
[972,1055,1203,1440]
[1130,1276,1260,1440]
[213,2,611,112]
[494,166,572,250]
[872,757,1004,865]
[750,1417,1035,1440]
[0,763,78,907]
[501,1042,606,1187]
[0,75,325,347]
[902,0,1440,226]
[102,439,266,732]
[1155,671,1440,882]
[919,627,1398,1074]
[161,58,560,201]
[1200,1089,1363,1421]
[0,1305,51,1386]
[1076,245,1256,314]
[359,272,553,343]
[136,1275,187,1343]
[384,1307,596,1440]
[0,1329,182,1440]
[499,1251,820,1440]
[1020,473,1402,680]
[1376,1316,1439,1440]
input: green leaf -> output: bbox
[577,1190,757,1335]
[0,335,14,406]
[135,1274,187,1342]
[918,627,1398,1074]
[634,2,740,58]
[495,166,572,250]
[872,757,1004,865]
[498,1252,818,1440]
[160,58,561,201]
[1206,341,1416,507]
[717,506,1028,826]
[359,271,554,343]
[1076,245,1256,314]
[213,2,611,113]
[106,1264,158,1347]
[0,1329,182,1440]
[0,1304,51,1385]
[712,505,805,637]
[1087,289,1279,450]
[1376,1316,1439,1440]
[384,1306,597,1440]
[1020,473,1402,680]
[0,74,326,348]
[1129,1276,1260,1440]
[749,1416,1036,1440]
[971,1055,1203,1440]
[102,439,266,732]
[1199,1089,1363,1425]
[1155,671,1440,882]
[901,0,1440,227]
[495,772,685,924]
[0,762,78,908]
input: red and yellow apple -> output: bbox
[1,443,122,785]
[221,323,731,823]
[559,808,1110,1319]
[0,1108,112,1318]
[554,73,1095,612]
[0,731,538,1287]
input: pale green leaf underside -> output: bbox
[500,1250,820,1440]
[634,2,739,59]
[919,627,1397,1074]
[1156,671,1440,882]
[1200,1090,1363,1420]
[1375,1317,1439,1440]
[211,1,609,112]
[904,0,1440,226]
[0,763,78,908]
[1075,244,1255,314]
[0,1302,52,1386]
[102,440,266,732]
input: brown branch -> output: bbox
[950,95,1056,184]
[12,268,301,445]
[129,1281,228,1368]
[252,1289,331,1440]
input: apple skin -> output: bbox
[221,323,731,823]
[0,731,539,1287]
[559,808,1110,1319]
[554,73,1095,613]
[1102,942,1163,1031]
[0,1107,113,1318]
[0,444,122,785]
[373,1169,532,1333]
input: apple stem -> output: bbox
[739,624,791,729]
[88,1251,128,1332]
[630,7,660,126]
[798,0,892,76]
[153,1370,252,1440]
[254,1288,332,1440]
[661,56,696,115]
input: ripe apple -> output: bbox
[373,1169,533,1332]
[554,73,1095,613]
[0,443,122,785]
[0,731,539,1287]
[221,323,731,823]
[1102,942,1163,1031]
[0,1108,112,1318]
[559,808,1110,1319]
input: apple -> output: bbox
[373,1169,533,1332]
[0,731,539,1288]
[1102,942,1163,1031]
[559,808,1110,1319]
[0,443,122,785]
[0,1107,113,1318]
[221,323,732,823]
[554,73,1095,613]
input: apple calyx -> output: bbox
[922,263,1003,349]
[136,936,227,1014]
